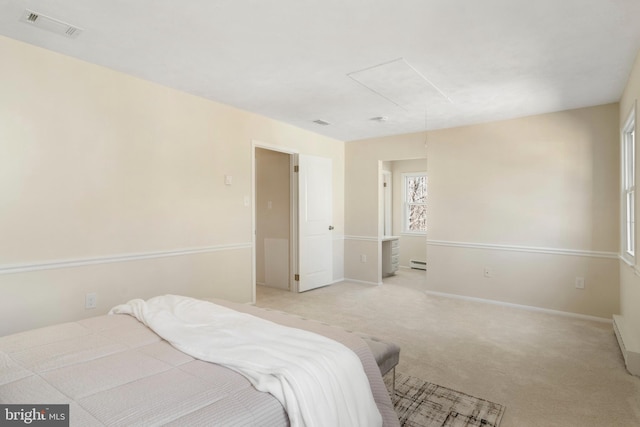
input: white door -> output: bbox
[298,154,333,292]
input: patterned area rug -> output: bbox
[385,372,506,427]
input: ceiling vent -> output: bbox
[370,116,388,122]
[312,119,331,126]
[20,9,82,38]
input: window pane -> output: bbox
[622,110,636,260]
[407,176,427,203]
[626,133,635,188]
[408,204,427,232]
[629,190,635,255]
[631,130,636,185]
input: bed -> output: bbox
[0,297,399,426]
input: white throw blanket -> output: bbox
[109,295,382,427]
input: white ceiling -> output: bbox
[2,0,640,141]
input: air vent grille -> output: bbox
[312,119,331,126]
[20,9,82,39]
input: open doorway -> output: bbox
[255,147,295,292]
[379,158,428,283]
[252,143,335,302]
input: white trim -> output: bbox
[333,234,345,241]
[0,243,252,275]
[621,103,636,265]
[399,233,428,238]
[402,231,427,236]
[425,290,612,323]
[252,140,300,298]
[620,254,635,267]
[613,314,640,376]
[251,139,300,155]
[344,235,379,242]
[617,255,640,276]
[381,170,392,237]
[342,278,383,286]
[427,239,618,259]
[330,277,345,285]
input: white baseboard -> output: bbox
[425,290,612,323]
[613,315,640,376]
[330,277,345,285]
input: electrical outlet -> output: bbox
[85,293,97,309]
[575,277,585,289]
[483,267,492,278]
[361,254,367,263]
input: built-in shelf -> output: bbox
[381,236,399,277]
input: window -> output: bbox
[403,172,427,234]
[623,106,636,262]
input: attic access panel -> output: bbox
[347,58,451,112]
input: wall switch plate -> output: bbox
[224,175,232,185]
[85,293,97,309]
[361,254,367,263]
[575,277,585,289]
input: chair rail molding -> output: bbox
[0,243,253,275]
[427,239,618,259]
[344,235,384,242]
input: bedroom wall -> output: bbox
[0,36,345,336]
[345,103,620,318]
[618,48,640,349]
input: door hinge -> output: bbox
[383,182,387,187]
[294,165,299,173]
[295,274,300,281]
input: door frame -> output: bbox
[381,170,392,236]
[251,141,299,303]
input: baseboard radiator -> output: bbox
[409,259,427,270]
[613,315,640,377]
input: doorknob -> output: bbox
[329,225,334,230]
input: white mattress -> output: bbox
[0,299,399,427]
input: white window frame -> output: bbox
[402,172,427,235]
[622,104,636,264]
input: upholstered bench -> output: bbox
[357,333,400,392]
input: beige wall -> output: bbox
[346,104,620,317]
[255,148,290,287]
[0,36,344,335]
[619,49,640,345]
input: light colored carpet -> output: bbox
[256,269,640,427]
[386,372,505,427]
